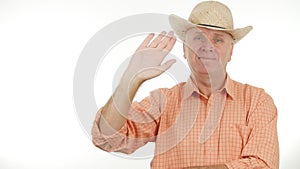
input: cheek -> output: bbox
[184,46,197,59]
[225,49,232,61]
[219,45,232,61]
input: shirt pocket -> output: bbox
[223,124,253,157]
[235,124,253,147]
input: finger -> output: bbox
[165,36,177,51]
[157,31,174,50]
[136,33,155,51]
[149,31,167,48]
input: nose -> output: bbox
[198,37,215,53]
[199,43,215,53]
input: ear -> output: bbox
[183,43,187,59]
[227,42,234,62]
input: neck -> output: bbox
[191,70,227,97]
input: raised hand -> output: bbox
[122,31,177,84]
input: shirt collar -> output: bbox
[224,75,235,100]
[182,75,235,100]
[182,77,200,100]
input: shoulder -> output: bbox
[232,80,277,123]
[148,82,186,103]
[154,82,186,95]
[232,79,273,101]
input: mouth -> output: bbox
[197,56,217,60]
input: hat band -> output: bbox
[197,24,225,29]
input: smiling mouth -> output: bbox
[197,57,217,60]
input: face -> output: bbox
[183,27,234,76]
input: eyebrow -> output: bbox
[194,31,205,35]
[215,33,225,37]
[194,31,226,37]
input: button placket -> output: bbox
[199,90,226,144]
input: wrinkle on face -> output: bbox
[183,27,234,75]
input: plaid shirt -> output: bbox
[92,76,279,169]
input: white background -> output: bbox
[1,0,300,168]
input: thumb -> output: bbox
[159,59,176,72]
[145,59,176,80]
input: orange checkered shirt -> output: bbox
[92,76,279,169]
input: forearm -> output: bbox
[99,76,143,135]
[183,164,228,169]
[98,31,175,136]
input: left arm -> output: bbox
[185,90,279,169]
[184,164,228,169]
[225,91,279,169]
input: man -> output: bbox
[92,1,279,169]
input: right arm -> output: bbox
[95,31,176,141]
[98,74,143,136]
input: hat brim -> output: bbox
[169,14,253,43]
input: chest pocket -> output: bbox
[221,124,253,158]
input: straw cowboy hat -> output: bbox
[169,1,253,43]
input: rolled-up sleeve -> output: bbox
[226,91,279,169]
[91,89,164,154]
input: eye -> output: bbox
[193,36,202,40]
[214,37,224,43]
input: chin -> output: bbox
[192,68,209,76]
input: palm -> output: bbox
[124,31,177,82]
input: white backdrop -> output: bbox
[0,0,299,168]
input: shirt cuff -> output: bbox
[91,108,128,152]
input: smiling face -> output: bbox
[183,27,234,76]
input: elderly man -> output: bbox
[92,1,279,169]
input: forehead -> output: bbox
[186,27,232,38]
